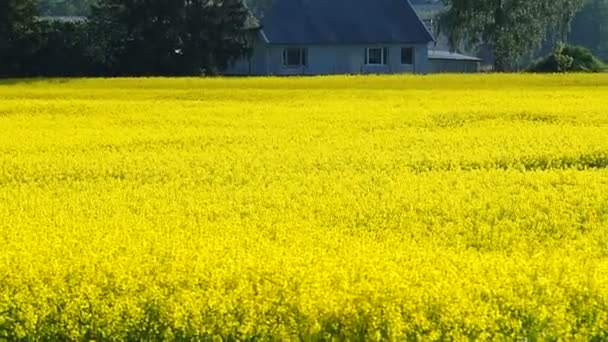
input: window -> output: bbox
[365,47,389,65]
[401,47,414,65]
[282,48,308,67]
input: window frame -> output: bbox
[365,47,389,65]
[282,47,308,68]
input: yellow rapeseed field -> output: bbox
[1,74,608,340]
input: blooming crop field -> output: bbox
[1,74,608,340]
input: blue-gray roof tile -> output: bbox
[261,0,434,45]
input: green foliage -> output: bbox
[86,0,255,76]
[0,0,39,77]
[1,20,100,77]
[528,44,606,72]
[1,0,99,77]
[438,0,585,71]
[32,21,99,76]
[0,0,255,77]
[569,0,608,62]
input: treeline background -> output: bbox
[1,0,606,78]
[39,0,608,66]
[39,0,608,56]
[1,0,257,77]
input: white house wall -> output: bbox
[226,42,429,75]
[264,44,428,75]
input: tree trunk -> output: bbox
[493,0,510,72]
[494,54,510,72]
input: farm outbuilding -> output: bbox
[428,50,482,73]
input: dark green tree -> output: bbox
[437,0,584,71]
[86,0,256,76]
[569,0,608,61]
[0,0,39,76]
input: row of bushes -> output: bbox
[1,0,255,78]
[1,20,107,78]
[528,44,606,73]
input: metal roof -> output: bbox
[429,50,482,62]
[37,16,87,23]
[260,0,434,45]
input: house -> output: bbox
[227,0,434,75]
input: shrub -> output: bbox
[528,43,605,72]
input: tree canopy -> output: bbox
[1,0,255,77]
[438,0,585,71]
[86,0,255,75]
[569,0,608,61]
[0,0,39,76]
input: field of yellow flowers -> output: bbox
[1,74,608,340]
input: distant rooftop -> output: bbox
[428,50,482,61]
[37,16,87,23]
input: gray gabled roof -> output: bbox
[260,0,434,45]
